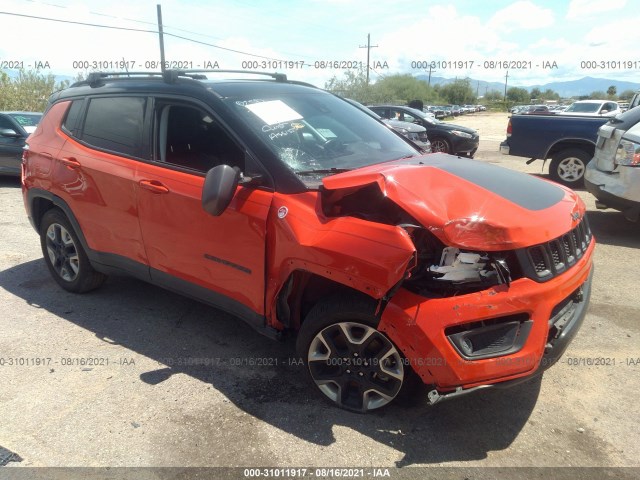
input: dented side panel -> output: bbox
[265,191,415,327]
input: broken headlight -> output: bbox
[429,247,510,286]
[404,228,515,297]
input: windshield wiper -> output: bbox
[295,167,352,175]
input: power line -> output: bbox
[0,10,289,61]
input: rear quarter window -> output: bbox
[62,100,84,137]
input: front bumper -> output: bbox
[451,135,479,154]
[379,238,594,395]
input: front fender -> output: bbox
[265,192,416,322]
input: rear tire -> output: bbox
[549,149,590,187]
[40,209,106,293]
[296,296,415,413]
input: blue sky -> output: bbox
[0,0,637,88]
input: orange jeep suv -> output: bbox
[22,71,594,412]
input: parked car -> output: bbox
[0,111,42,176]
[427,106,446,120]
[23,70,593,412]
[500,113,609,186]
[559,100,621,117]
[344,98,431,152]
[442,106,454,118]
[369,105,479,156]
[518,105,551,115]
[585,106,640,221]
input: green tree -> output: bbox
[619,89,636,100]
[607,85,617,97]
[324,67,372,103]
[484,90,503,101]
[589,90,607,99]
[542,88,560,101]
[439,78,475,105]
[373,74,439,104]
[0,69,67,111]
[506,87,529,104]
[530,87,542,100]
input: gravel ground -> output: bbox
[0,112,639,479]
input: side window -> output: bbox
[0,115,15,131]
[62,100,83,137]
[403,112,417,122]
[81,97,147,157]
[156,103,245,173]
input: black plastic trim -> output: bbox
[447,317,533,360]
[149,268,266,332]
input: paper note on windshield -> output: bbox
[246,100,303,125]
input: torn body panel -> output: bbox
[265,191,416,329]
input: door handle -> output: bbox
[60,157,81,168]
[139,179,170,194]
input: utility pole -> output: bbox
[476,81,480,99]
[504,70,509,99]
[359,34,378,85]
[428,65,433,86]
[157,4,166,74]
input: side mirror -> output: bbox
[202,164,240,216]
[0,128,21,138]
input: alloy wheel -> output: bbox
[45,223,80,282]
[307,322,404,412]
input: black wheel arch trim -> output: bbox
[27,189,91,254]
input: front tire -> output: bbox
[430,137,451,154]
[40,209,106,293]
[296,296,407,413]
[549,149,590,187]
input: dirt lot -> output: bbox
[1,112,639,478]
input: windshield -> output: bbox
[225,92,419,176]
[565,103,600,113]
[8,113,42,127]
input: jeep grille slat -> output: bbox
[521,217,592,281]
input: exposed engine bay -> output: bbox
[403,228,515,297]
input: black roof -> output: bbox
[51,70,319,103]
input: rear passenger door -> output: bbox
[53,96,150,271]
[134,100,273,323]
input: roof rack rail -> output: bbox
[174,69,288,82]
[80,71,163,87]
[75,69,290,88]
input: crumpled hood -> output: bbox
[322,153,585,250]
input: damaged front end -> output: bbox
[402,228,516,297]
[318,157,594,399]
